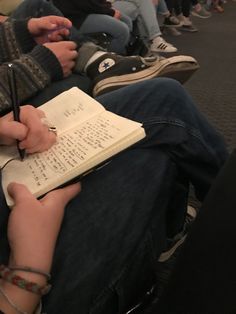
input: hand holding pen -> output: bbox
[7,63,25,161]
[0,105,57,152]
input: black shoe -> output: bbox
[86,53,199,97]
[163,15,181,28]
[154,205,197,301]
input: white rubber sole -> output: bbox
[93,56,199,97]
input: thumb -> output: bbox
[7,182,35,204]
[40,183,81,209]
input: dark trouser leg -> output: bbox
[97,78,228,202]
[10,0,62,19]
[45,149,176,314]
[182,0,192,17]
[0,78,227,313]
[29,77,228,202]
[0,148,178,313]
[155,150,236,314]
[27,74,91,106]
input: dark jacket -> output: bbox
[52,0,115,26]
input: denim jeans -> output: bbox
[10,0,62,18]
[156,0,169,15]
[174,0,191,17]
[11,0,131,54]
[113,0,162,42]
[156,150,236,314]
[0,78,228,313]
[77,14,131,54]
[9,0,107,69]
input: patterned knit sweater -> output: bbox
[0,19,63,115]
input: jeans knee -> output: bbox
[153,77,182,91]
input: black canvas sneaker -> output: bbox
[86,53,199,97]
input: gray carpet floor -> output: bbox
[163,1,236,152]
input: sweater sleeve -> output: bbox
[0,19,36,63]
[0,19,63,115]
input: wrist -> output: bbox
[0,265,51,296]
[12,19,36,54]
[29,45,63,81]
[7,271,47,288]
[9,256,52,275]
[0,278,41,313]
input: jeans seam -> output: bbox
[143,118,213,155]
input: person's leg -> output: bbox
[77,14,131,54]
[165,0,177,13]
[113,0,161,45]
[134,0,162,40]
[124,0,177,53]
[27,77,227,200]
[97,78,228,201]
[157,0,170,15]
[191,0,199,6]
[27,74,92,106]
[158,0,181,28]
[154,150,236,314]
[0,78,227,313]
[174,0,182,17]
[113,0,139,21]
[0,148,179,313]
[182,0,192,17]
[177,0,198,31]
[10,0,62,19]
[7,0,199,100]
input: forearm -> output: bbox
[0,277,43,314]
[0,19,36,63]
[0,45,63,115]
[0,253,53,313]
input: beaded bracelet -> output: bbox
[0,285,28,314]
[0,265,51,296]
[9,266,51,281]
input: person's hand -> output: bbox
[27,16,72,45]
[114,9,121,19]
[44,41,78,77]
[7,182,81,271]
[0,105,57,153]
[0,15,8,23]
[152,0,159,5]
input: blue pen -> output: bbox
[7,63,25,161]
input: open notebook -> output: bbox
[0,87,146,206]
